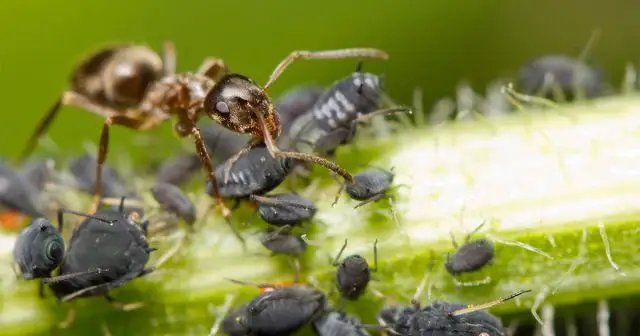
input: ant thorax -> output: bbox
[142,73,215,115]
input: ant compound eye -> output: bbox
[216,101,230,113]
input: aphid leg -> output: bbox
[58,304,76,329]
[370,239,379,272]
[265,225,293,240]
[153,232,185,269]
[197,57,229,82]
[262,48,388,91]
[208,294,235,336]
[225,278,279,289]
[464,220,486,243]
[622,63,637,95]
[104,294,145,311]
[42,268,110,284]
[331,239,349,266]
[353,193,386,209]
[502,84,559,110]
[222,138,260,184]
[449,289,531,317]
[162,41,176,76]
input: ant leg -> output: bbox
[19,96,63,163]
[58,303,76,329]
[88,118,113,214]
[191,126,246,247]
[222,138,261,184]
[262,48,389,91]
[197,57,229,81]
[104,294,145,311]
[162,41,176,76]
[332,239,348,266]
[253,110,355,183]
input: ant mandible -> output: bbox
[19,42,387,223]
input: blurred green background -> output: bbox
[0,0,638,158]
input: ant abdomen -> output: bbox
[71,45,164,108]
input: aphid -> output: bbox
[45,197,156,328]
[199,121,250,163]
[287,65,410,158]
[13,217,65,280]
[18,42,236,219]
[68,154,134,199]
[0,160,44,218]
[274,85,324,134]
[333,167,395,208]
[313,311,372,336]
[332,238,378,308]
[445,223,495,277]
[18,157,56,191]
[203,48,390,187]
[260,227,308,256]
[227,279,328,336]
[150,182,196,227]
[250,192,317,227]
[377,266,530,336]
[155,153,202,187]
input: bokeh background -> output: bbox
[1,0,638,160]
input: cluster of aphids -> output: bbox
[2,35,615,335]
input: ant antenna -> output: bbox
[449,289,531,317]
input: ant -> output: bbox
[20,42,387,224]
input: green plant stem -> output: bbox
[3,95,640,335]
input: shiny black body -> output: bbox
[517,55,607,101]
[222,305,250,336]
[313,311,370,336]
[256,193,317,227]
[287,72,384,157]
[335,254,373,301]
[150,182,196,226]
[199,121,249,163]
[237,286,326,336]
[68,154,133,198]
[47,207,155,301]
[13,217,65,279]
[384,301,505,336]
[260,229,308,256]
[346,169,394,201]
[0,160,44,217]
[445,239,495,276]
[205,143,292,200]
[155,154,202,186]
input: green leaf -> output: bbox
[3,95,640,335]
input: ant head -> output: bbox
[204,74,276,136]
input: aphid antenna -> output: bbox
[300,234,321,247]
[249,194,313,210]
[153,230,186,269]
[409,253,437,309]
[42,268,110,284]
[225,277,281,290]
[208,293,236,336]
[449,289,531,317]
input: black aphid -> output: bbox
[45,197,155,327]
[150,182,196,226]
[228,280,327,336]
[68,154,134,198]
[155,153,202,187]
[13,217,65,280]
[0,160,44,218]
[333,167,395,209]
[313,311,371,336]
[445,223,495,276]
[274,85,324,134]
[18,157,56,191]
[377,266,530,336]
[260,227,308,256]
[332,239,378,308]
[251,192,317,227]
[517,55,607,102]
[198,121,249,163]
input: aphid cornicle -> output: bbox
[150,182,197,226]
[332,239,379,307]
[13,217,65,280]
[228,280,327,336]
[517,55,608,102]
[251,192,317,227]
[46,197,155,328]
[445,223,495,276]
[313,311,371,336]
